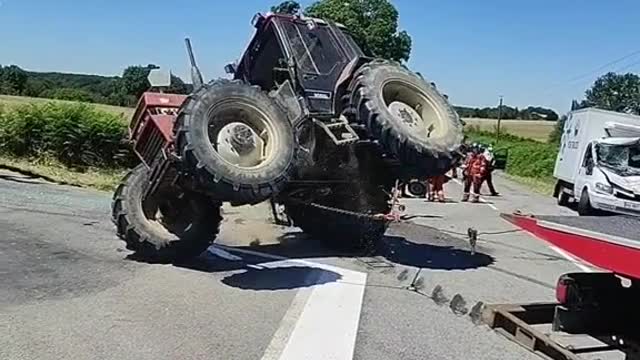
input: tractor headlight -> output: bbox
[595,182,613,194]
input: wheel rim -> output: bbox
[142,191,197,238]
[408,180,427,196]
[382,80,448,140]
[206,99,278,170]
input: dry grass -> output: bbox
[0,155,126,192]
[0,95,134,120]
[463,118,555,142]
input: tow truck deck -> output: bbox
[481,213,640,360]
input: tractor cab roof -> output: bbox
[231,11,365,115]
[253,12,348,31]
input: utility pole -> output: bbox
[496,95,504,143]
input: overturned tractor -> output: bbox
[111,12,463,262]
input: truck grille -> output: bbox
[615,191,640,201]
[135,124,166,166]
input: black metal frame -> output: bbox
[232,13,366,117]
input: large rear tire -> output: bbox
[350,60,463,175]
[175,80,297,205]
[111,164,222,263]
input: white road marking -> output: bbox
[207,246,243,261]
[450,178,498,210]
[481,200,499,211]
[261,283,314,360]
[212,245,367,360]
[548,245,595,273]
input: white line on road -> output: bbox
[548,245,594,273]
[212,245,367,360]
[451,178,498,210]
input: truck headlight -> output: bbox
[595,182,613,194]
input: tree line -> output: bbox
[454,105,559,121]
[0,64,191,107]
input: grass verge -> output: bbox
[0,155,126,192]
[502,173,556,196]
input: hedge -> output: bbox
[0,102,134,169]
[464,127,559,180]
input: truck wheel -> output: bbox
[349,60,463,175]
[577,189,593,216]
[556,184,570,207]
[111,164,222,263]
[175,80,297,205]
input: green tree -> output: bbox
[584,72,640,114]
[304,0,412,62]
[548,114,567,144]
[0,65,28,95]
[271,1,301,14]
[167,74,191,95]
[121,65,156,99]
[22,78,53,97]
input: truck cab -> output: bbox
[574,137,640,215]
[554,108,640,216]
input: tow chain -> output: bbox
[273,180,406,225]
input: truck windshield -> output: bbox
[596,143,640,176]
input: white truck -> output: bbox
[553,107,640,216]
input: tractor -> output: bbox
[111,12,463,263]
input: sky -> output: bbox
[1,0,640,114]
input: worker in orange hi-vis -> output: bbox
[427,175,446,203]
[462,145,488,203]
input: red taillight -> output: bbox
[556,277,569,304]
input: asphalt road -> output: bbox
[1,168,593,360]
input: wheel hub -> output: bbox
[216,122,266,168]
[388,101,425,129]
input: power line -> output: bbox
[613,57,640,73]
[564,48,640,83]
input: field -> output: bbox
[0,96,558,142]
[0,95,134,119]
[462,118,555,142]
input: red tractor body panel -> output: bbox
[129,92,187,167]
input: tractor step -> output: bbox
[314,119,359,146]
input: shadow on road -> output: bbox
[172,249,342,291]
[221,266,341,290]
[379,235,494,270]
[222,221,495,271]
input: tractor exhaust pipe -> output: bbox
[185,38,204,90]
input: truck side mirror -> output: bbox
[224,63,237,75]
[586,160,594,175]
[251,13,265,28]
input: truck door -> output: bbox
[575,143,594,195]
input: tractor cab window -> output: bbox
[282,20,342,76]
[246,24,288,91]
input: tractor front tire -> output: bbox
[350,60,463,175]
[111,164,222,263]
[175,80,297,205]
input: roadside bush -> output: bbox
[464,128,559,180]
[0,102,133,169]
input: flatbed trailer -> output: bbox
[480,213,640,360]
